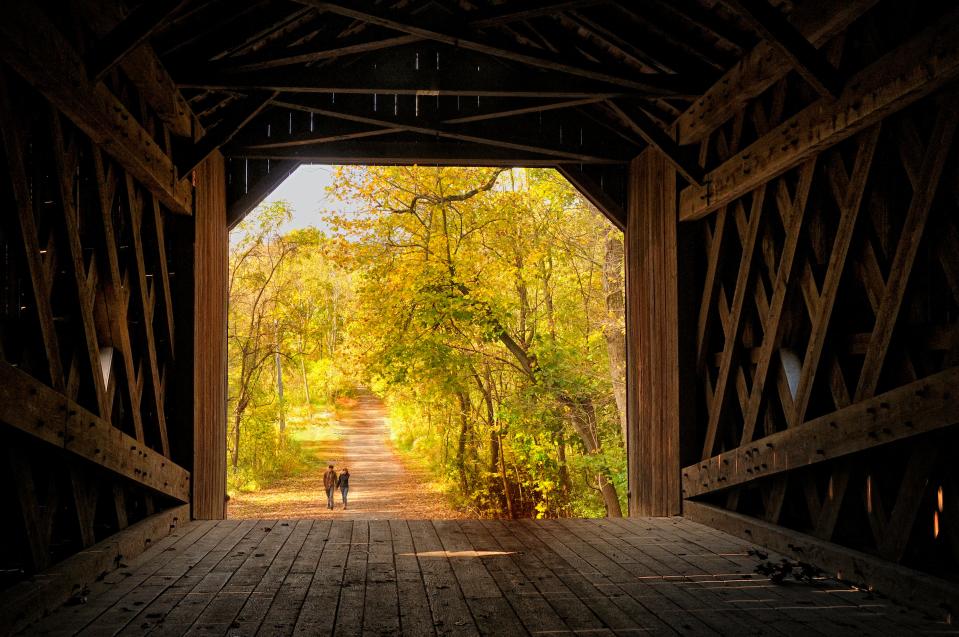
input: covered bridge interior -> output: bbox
[0,0,958,634]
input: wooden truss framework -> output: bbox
[1,0,958,624]
[676,1,959,608]
[0,63,190,577]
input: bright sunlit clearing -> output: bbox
[400,551,516,558]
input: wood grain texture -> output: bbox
[625,148,680,516]
[15,518,945,634]
[679,8,959,221]
[682,366,959,498]
[192,151,229,520]
[683,500,959,623]
[0,505,189,635]
[0,363,190,501]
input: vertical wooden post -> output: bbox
[625,147,681,517]
[192,151,228,519]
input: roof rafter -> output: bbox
[257,99,628,162]
[88,0,192,81]
[293,0,703,96]
[722,0,842,98]
[604,100,704,184]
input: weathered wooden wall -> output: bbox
[193,152,229,520]
[0,0,198,613]
[664,0,959,616]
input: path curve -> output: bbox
[228,389,463,519]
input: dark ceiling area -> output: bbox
[139,0,771,224]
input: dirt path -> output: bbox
[228,389,463,519]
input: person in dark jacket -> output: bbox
[339,468,350,509]
[323,464,339,510]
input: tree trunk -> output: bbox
[232,408,242,470]
[498,432,515,519]
[602,226,628,444]
[556,430,571,498]
[275,348,285,434]
[562,395,623,517]
[456,391,471,495]
[300,357,312,419]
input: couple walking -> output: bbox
[323,464,350,510]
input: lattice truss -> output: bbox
[680,7,959,580]
[0,70,186,576]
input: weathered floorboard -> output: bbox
[16,518,946,637]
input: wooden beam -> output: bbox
[0,505,189,635]
[268,99,625,163]
[466,1,606,28]
[604,100,704,185]
[789,127,881,428]
[227,159,300,229]
[69,0,199,138]
[177,67,654,99]
[683,501,959,622]
[177,91,277,175]
[682,366,959,499]
[721,0,842,98]
[294,0,703,96]
[193,152,229,520]
[443,97,608,125]
[625,148,680,516]
[679,9,959,221]
[674,0,876,145]
[221,34,422,72]
[0,363,190,501]
[228,140,576,166]
[88,0,192,81]
[555,165,625,231]
[854,100,959,401]
[0,2,193,214]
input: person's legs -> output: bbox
[341,486,348,509]
[327,488,334,509]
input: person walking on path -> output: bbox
[339,468,350,510]
[323,464,339,510]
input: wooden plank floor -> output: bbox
[24,517,952,636]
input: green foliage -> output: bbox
[227,168,627,518]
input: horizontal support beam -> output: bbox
[683,501,959,622]
[268,99,626,162]
[0,363,191,502]
[296,0,701,96]
[227,140,582,166]
[466,1,606,28]
[682,366,959,498]
[0,2,193,214]
[674,0,876,145]
[177,64,671,99]
[679,8,959,221]
[0,505,189,634]
[221,34,422,72]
